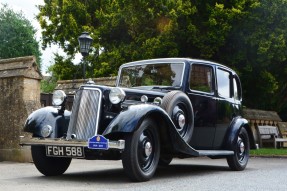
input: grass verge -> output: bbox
[250,148,287,157]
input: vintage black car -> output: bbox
[20,58,256,182]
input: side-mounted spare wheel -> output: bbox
[31,146,71,176]
[160,91,194,143]
[122,118,160,182]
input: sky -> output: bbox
[0,0,81,75]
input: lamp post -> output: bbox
[78,32,93,82]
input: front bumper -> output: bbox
[19,136,125,150]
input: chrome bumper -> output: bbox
[20,136,125,150]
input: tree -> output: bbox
[218,0,287,115]
[38,0,251,76]
[0,4,42,69]
[48,54,83,80]
[40,77,57,93]
[39,0,287,118]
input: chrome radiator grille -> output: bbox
[66,87,102,140]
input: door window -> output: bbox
[217,69,231,98]
[190,64,214,93]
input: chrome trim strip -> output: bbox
[19,136,125,150]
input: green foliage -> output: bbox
[0,4,42,69]
[48,54,82,80]
[40,77,57,93]
[218,0,287,114]
[250,148,287,156]
[39,0,249,74]
[39,0,287,117]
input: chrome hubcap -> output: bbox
[144,142,152,157]
[239,141,245,153]
[177,114,186,129]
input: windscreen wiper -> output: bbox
[152,86,180,90]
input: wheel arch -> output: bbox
[103,104,175,153]
[24,106,71,138]
[146,111,175,155]
[224,117,256,150]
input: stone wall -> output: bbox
[0,56,42,162]
[56,77,117,94]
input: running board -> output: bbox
[197,150,234,157]
[166,119,234,157]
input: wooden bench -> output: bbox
[258,126,287,148]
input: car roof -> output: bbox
[119,58,234,73]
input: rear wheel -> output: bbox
[122,118,160,182]
[227,127,250,171]
[31,146,71,176]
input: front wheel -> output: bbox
[227,127,250,171]
[122,118,160,182]
[31,146,72,176]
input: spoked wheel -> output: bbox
[122,118,160,182]
[161,91,194,143]
[227,127,250,171]
[31,146,72,176]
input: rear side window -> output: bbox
[217,69,231,98]
[233,76,242,100]
[190,64,214,93]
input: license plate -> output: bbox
[46,146,85,158]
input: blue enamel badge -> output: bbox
[88,135,109,150]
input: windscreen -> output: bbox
[118,62,184,90]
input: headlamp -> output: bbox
[41,125,53,138]
[52,90,66,106]
[109,87,126,104]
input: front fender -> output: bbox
[103,104,168,135]
[24,106,71,138]
[103,104,199,156]
[224,116,256,150]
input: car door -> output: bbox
[213,67,240,148]
[187,63,217,149]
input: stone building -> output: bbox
[0,56,42,162]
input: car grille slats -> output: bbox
[66,88,102,140]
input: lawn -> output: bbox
[250,148,287,157]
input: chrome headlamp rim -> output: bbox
[52,90,67,106]
[109,87,126,104]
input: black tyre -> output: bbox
[31,146,72,176]
[161,91,194,143]
[122,118,160,182]
[227,127,250,171]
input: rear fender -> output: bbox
[224,117,256,150]
[24,106,71,138]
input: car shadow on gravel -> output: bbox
[155,163,230,179]
[33,163,230,183]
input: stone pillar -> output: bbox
[0,56,42,162]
